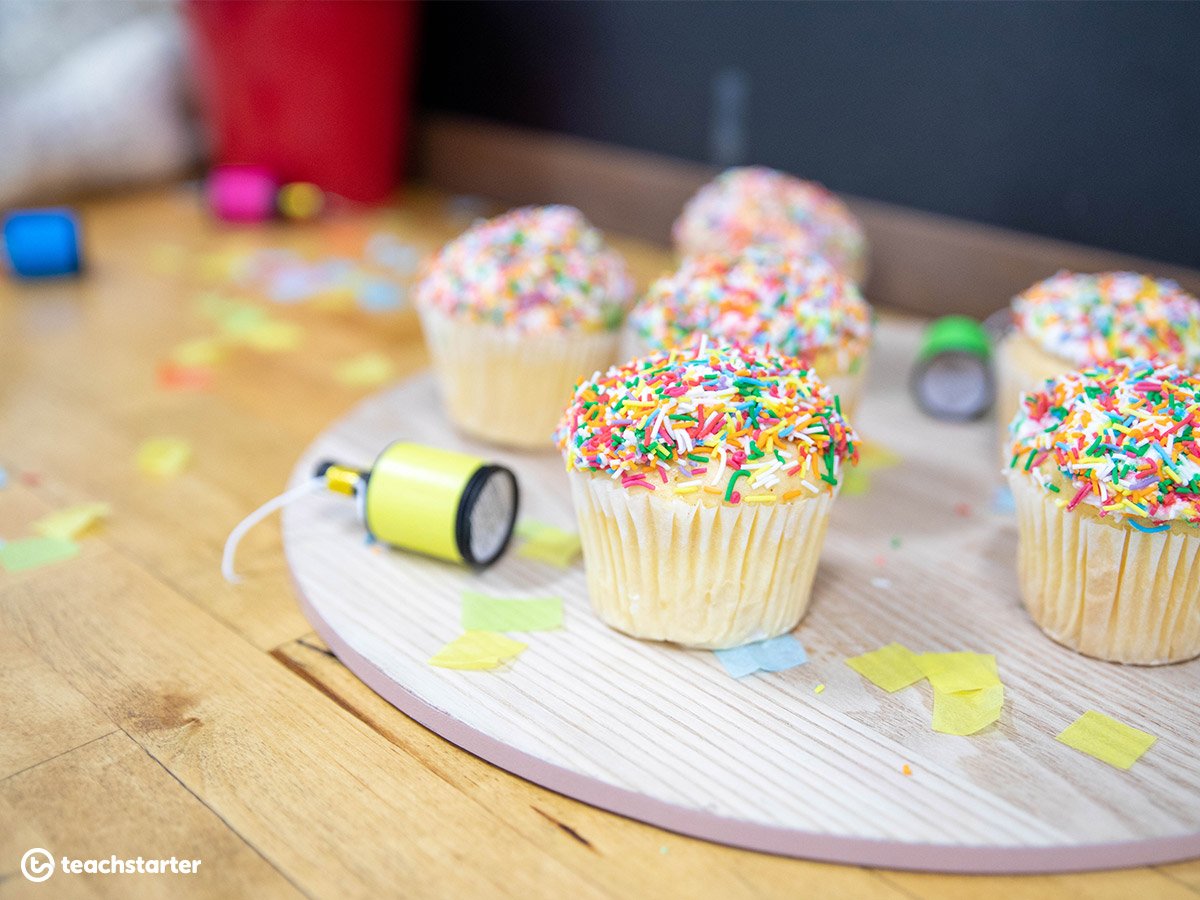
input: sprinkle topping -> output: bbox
[628,247,871,370]
[1013,271,1200,367]
[558,339,858,502]
[1009,358,1200,524]
[415,205,632,332]
[672,167,866,281]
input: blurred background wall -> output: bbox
[419,1,1200,268]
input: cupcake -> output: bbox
[557,338,858,648]
[625,246,872,416]
[1007,358,1200,664]
[996,271,1200,456]
[415,206,633,449]
[673,166,868,284]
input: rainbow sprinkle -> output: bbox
[415,205,632,333]
[628,246,871,371]
[672,167,866,281]
[1009,358,1200,525]
[1013,271,1200,367]
[558,338,858,503]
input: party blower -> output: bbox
[222,442,520,581]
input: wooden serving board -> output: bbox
[281,318,1200,873]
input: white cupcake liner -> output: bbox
[1010,472,1200,665]
[569,471,835,648]
[418,306,620,449]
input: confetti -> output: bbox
[901,764,913,776]
[991,485,1015,515]
[515,520,581,568]
[428,632,527,670]
[334,352,395,388]
[0,466,7,489]
[931,683,1004,736]
[1056,711,1157,770]
[714,634,808,678]
[461,591,563,632]
[234,318,303,352]
[171,337,227,367]
[136,437,192,478]
[845,643,924,693]
[32,502,110,540]
[814,683,826,694]
[916,652,1000,694]
[0,537,79,572]
[156,362,213,392]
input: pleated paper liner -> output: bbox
[418,305,621,449]
[1010,472,1200,665]
[569,471,836,649]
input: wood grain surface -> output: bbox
[281,328,1200,870]
[1,185,1198,897]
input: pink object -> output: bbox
[206,165,277,222]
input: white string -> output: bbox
[222,477,325,584]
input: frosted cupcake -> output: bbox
[625,246,872,416]
[996,271,1200,456]
[673,166,868,284]
[558,338,858,648]
[416,206,633,449]
[1008,358,1200,664]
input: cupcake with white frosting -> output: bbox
[558,338,858,648]
[626,246,872,416]
[673,166,868,284]
[416,206,633,449]
[996,271,1200,457]
[1008,358,1200,664]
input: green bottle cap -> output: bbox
[911,315,994,421]
[918,315,991,362]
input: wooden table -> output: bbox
[2,185,1197,898]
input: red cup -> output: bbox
[185,0,417,205]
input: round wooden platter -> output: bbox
[281,319,1200,873]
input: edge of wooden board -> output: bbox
[287,567,1200,874]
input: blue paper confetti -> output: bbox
[358,279,406,312]
[713,634,809,678]
[991,485,1015,515]
[0,466,7,490]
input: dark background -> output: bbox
[419,1,1200,268]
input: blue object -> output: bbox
[714,634,809,678]
[3,209,82,278]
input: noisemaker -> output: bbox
[222,442,519,581]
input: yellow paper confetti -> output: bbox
[931,683,1004,735]
[845,643,925,692]
[235,319,303,352]
[0,537,80,572]
[1056,711,1157,770]
[172,337,228,367]
[32,502,111,540]
[136,437,192,478]
[814,683,826,695]
[428,632,527,670]
[917,652,1000,693]
[334,352,395,388]
[842,440,902,496]
[515,520,582,568]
